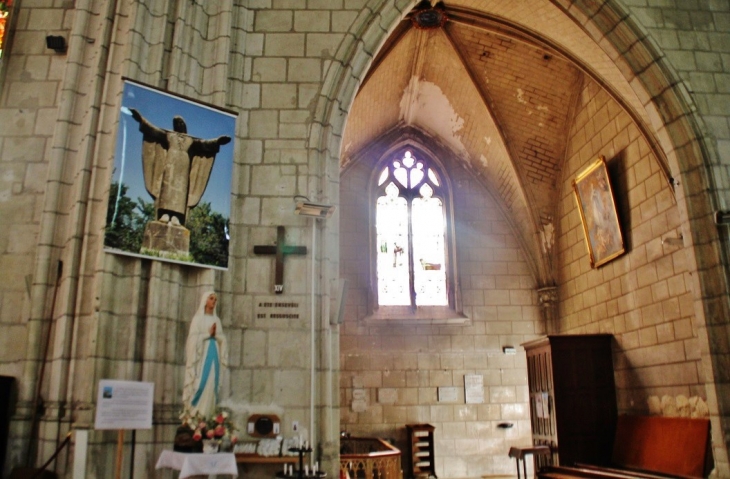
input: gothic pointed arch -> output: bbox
[322,1,729,471]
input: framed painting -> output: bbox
[104,79,236,270]
[572,156,625,268]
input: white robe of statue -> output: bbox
[183,291,228,419]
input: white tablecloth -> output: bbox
[156,450,238,478]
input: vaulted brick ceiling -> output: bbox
[341,2,651,285]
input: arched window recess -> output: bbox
[367,146,464,322]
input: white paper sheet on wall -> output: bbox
[464,374,484,404]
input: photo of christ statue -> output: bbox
[130,108,231,228]
[104,79,237,269]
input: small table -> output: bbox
[508,445,551,479]
[156,450,238,478]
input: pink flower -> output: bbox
[216,414,225,424]
[198,421,207,429]
[206,429,215,439]
[193,430,202,441]
[214,425,226,437]
[231,436,238,444]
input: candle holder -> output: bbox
[274,447,326,479]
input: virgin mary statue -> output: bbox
[183,291,228,418]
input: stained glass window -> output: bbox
[0,0,13,60]
[375,150,448,307]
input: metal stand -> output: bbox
[275,447,326,479]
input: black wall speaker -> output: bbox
[0,376,16,475]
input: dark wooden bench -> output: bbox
[539,415,713,479]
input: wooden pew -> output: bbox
[539,416,713,479]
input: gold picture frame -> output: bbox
[572,156,625,268]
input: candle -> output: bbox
[305,465,309,476]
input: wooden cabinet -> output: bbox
[406,424,436,479]
[522,335,617,468]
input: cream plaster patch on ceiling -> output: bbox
[399,76,420,124]
[516,89,534,116]
[479,154,488,169]
[400,76,468,157]
[516,88,527,104]
[537,105,549,127]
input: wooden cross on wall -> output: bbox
[253,226,307,294]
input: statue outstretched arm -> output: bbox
[129,108,167,144]
[128,109,170,199]
[187,135,233,208]
[191,136,231,156]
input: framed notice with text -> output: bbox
[95,380,154,430]
[572,156,625,268]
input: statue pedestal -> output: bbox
[142,221,190,255]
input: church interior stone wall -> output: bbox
[0,1,729,478]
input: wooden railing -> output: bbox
[340,437,402,479]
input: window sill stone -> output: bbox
[363,306,470,325]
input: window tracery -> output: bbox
[374,150,450,310]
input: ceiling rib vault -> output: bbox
[341,3,666,286]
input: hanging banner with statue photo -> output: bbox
[105,79,236,269]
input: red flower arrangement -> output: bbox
[181,409,238,445]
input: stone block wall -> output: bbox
[0,2,71,380]
[618,0,730,182]
[557,79,705,414]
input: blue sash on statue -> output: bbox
[191,337,219,407]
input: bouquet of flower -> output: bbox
[179,408,238,446]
